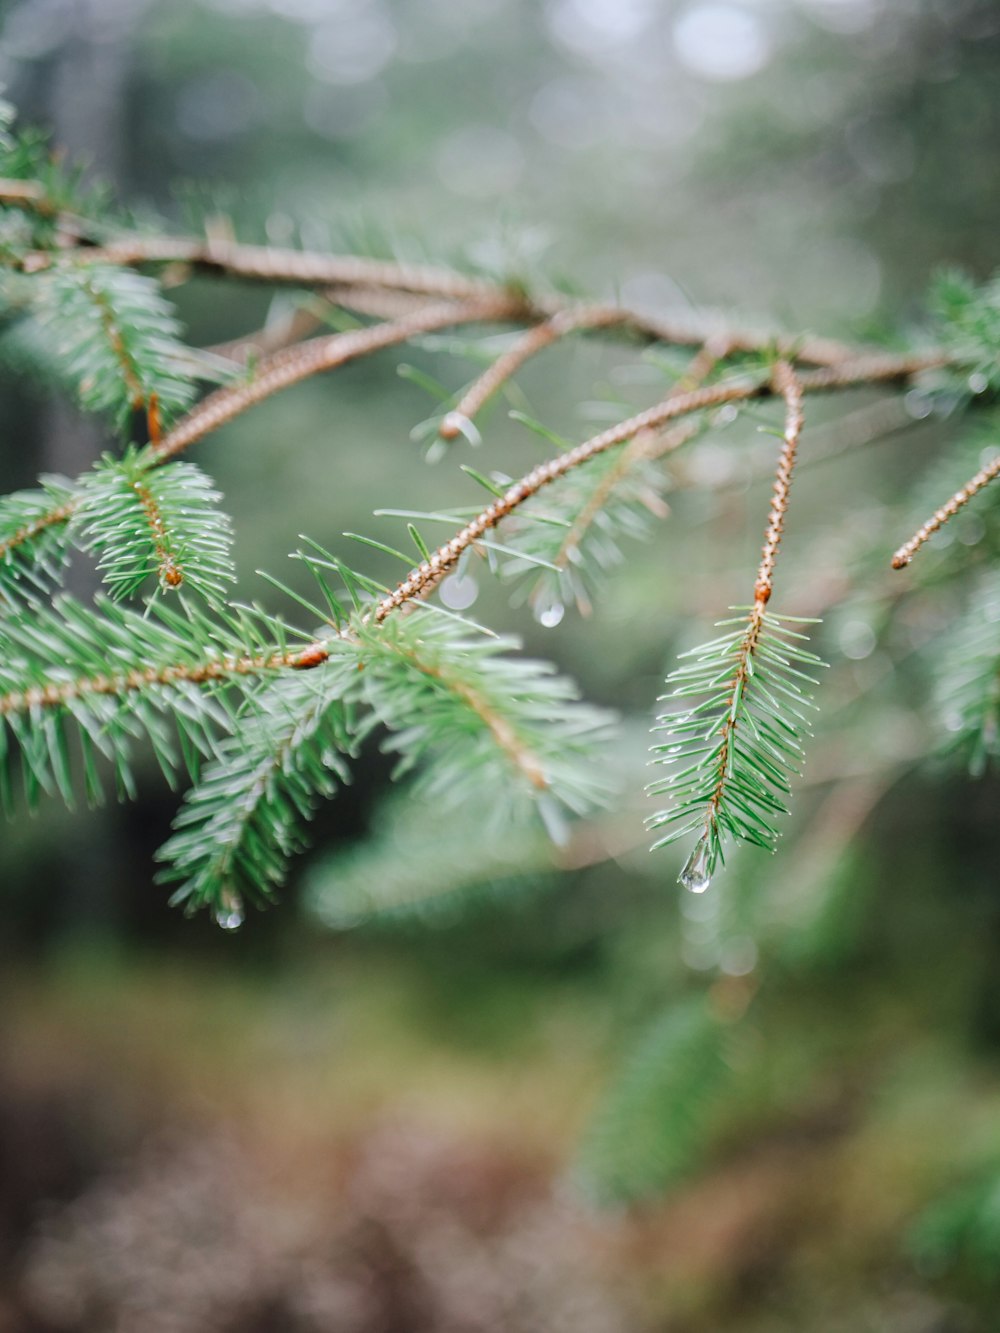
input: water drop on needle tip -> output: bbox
[679,837,713,893]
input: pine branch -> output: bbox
[149,295,524,463]
[157,657,364,918]
[72,448,235,603]
[495,341,723,618]
[32,264,197,435]
[0,478,77,607]
[891,450,1000,569]
[648,363,824,891]
[438,305,632,441]
[0,296,521,584]
[356,609,615,820]
[306,791,554,929]
[500,427,678,621]
[0,596,291,809]
[26,229,882,368]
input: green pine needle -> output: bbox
[357,607,616,823]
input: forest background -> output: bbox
[1,0,999,1329]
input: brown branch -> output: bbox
[796,349,947,390]
[0,298,523,568]
[151,295,524,463]
[0,179,54,213]
[439,305,633,440]
[371,350,941,629]
[891,450,1000,569]
[131,477,182,589]
[538,339,728,601]
[24,226,906,369]
[0,643,308,719]
[23,235,503,303]
[371,374,771,625]
[754,361,804,606]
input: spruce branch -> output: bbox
[32,264,197,435]
[497,341,728,617]
[438,305,632,441]
[370,373,774,624]
[26,229,884,368]
[648,363,822,892]
[0,479,77,607]
[891,450,1000,569]
[72,448,236,603]
[356,609,614,819]
[148,295,525,463]
[0,296,522,583]
[0,596,295,809]
[576,997,736,1204]
[157,657,364,917]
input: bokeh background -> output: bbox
[2,0,1000,1328]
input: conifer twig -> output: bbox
[439,306,632,440]
[371,375,773,624]
[891,451,1000,568]
[150,295,524,463]
[26,229,881,367]
[647,362,814,891]
[24,235,504,303]
[0,498,78,566]
[754,361,804,605]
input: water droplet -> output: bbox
[439,572,479,610]
[537,601,565,628]
[969,371,989,395]
[214,892,244,932]
[679,835,713,893]
[904,390,933,420]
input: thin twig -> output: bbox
[439,306,633,439]
[151,295,523,463]
[24,228,896,368]
[0,499,78,565]
[891,451,1000,569]
[755,361,804,606]
[24,235,503,303]
[371,375,772,624]
[0,298,524,566]
[0,643,305,717]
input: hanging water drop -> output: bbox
[537,600,565,629]
[678,835,713,893]
[214,891,244,932]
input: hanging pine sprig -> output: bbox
[648,362,825,890]
[72,447,236,604]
